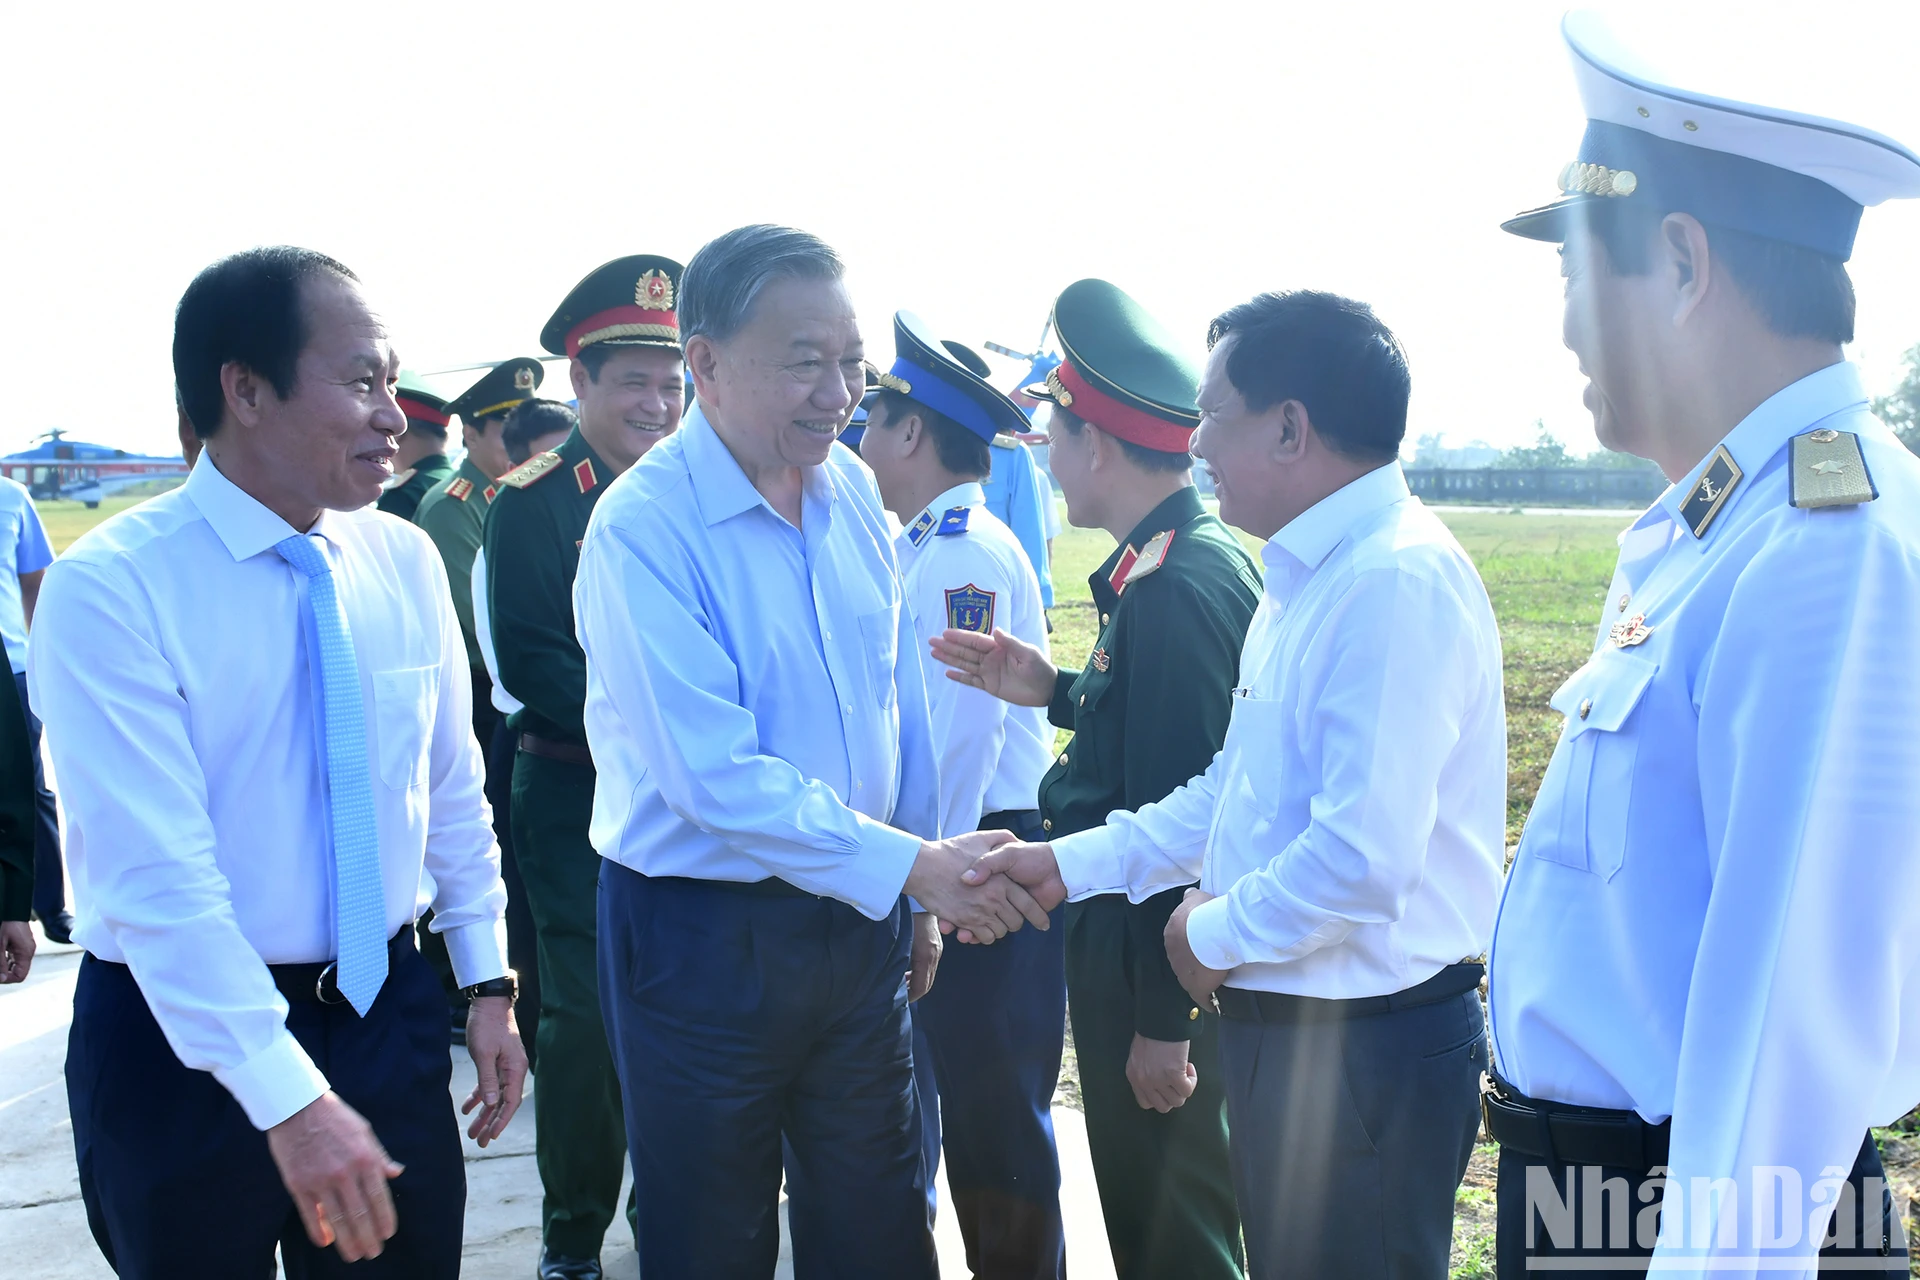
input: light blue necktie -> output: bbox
[275,534,386,1015]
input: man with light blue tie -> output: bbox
[32,247,526,1276]
[574,224,1051,1278]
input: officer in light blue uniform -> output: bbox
[1486,13,1920,1275]
[943,341,1058,608]
[861,311,1065,1277]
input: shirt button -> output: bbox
[1579,699,1592,720]
[1189,1006,1200,1022]
[1617,594,1630,613]
[1043,819,1053,832]
[1058,752,1069,765]
[1100,613,1110,626]
[844,704,853,715]
[1078,694,1086,707]
[824,630,833,640]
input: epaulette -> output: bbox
[499,451,563,490]
[935,507,970,536]
[446,477,474,502]
[380,467,416,493]
[991,433,1019,449]
[1111,528,1174,594]
[1789,427,1877,510]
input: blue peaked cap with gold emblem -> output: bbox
[874,311,1031,444]
[1504,10,1920,261]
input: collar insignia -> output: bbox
[574,458,598,494]
[1790,428,1877,510]
[483,484,498,503]
[1679,445,1742,538]
[945,584,996,635]
[1108,543,1139,595]
[907,510,937,546]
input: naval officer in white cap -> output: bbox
[1486,11,1920,1276]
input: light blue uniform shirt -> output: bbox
[1489,362,1920,1270]
[981,437,1055,608]
[574,405,940,920]
[0,477,54,673]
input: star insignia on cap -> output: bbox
[637,270,674,310]
[513,367,535,391]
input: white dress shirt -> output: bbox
[1490,362,1920,1271]
[896,482,1053,834]
[574,408,940,919]
[470,546,523,716]
[30,457,507,1129]
[1052,463,1506,998]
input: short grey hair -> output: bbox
[680,224,845,344]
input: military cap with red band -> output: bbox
[539,254,686,359]
[1020,278,1202,453]
[394,370,451,427]
[446,357,545,425]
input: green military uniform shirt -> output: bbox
[482,429,608,745]
[0,667,38,921]
[1041,486,1262,1041]
[413,456,496,672]
[376,451,454,523]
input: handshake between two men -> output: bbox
[899,624,1230,1013]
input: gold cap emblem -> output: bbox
[637,270,675,312]
[513,367,535,391]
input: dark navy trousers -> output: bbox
[914,811,1068,1280]
[14,670,63,919]
[597,862,937,1279]
[67,941,466,1279]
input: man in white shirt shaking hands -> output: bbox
[34,248,524,1276]
[946,291,1507,1280]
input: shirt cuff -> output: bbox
[1047,668,1079,731]
[213,1029,331,1130]
[1052,827,1129,900]
[442,917,510,989]
[840,816,926,920]
[1182,895,1241,972]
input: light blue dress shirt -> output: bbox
[981,437,1055,608]
[1490,362,1920,1270]
[0,476,54,674]
[574,405,941,920]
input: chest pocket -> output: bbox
[1529,651,1655,880]
[856,604,898,711]
[370,665,437,789]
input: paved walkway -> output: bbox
[0,925,1117,1279]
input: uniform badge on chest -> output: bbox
[1608,613,1652,648]
[1091,648,1110,672]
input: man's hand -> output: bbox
[931,627,1057,707]
[904,831,1051,944]
[1126,1034,1197,1113]
[956,841,1067,942]
[0,920,34,984]
[266,1091,403,1263]
[1165,888,1230,1007]
[909,912,942,1001]
[461,996,528,1147]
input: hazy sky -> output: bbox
[8,0,1919,458]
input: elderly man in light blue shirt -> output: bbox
[573,224,1047,1278]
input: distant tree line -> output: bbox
[1409,422,1659,473]
[1871,343,1920,455]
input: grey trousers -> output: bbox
[1219,988,1487,1279]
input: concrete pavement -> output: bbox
[0,925,1117,1279]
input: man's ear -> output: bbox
[1085,421,1115,474]
[898,411,924,455]
[221,361,268,430]
[1661,212,1714,328]
[683,336,722,401]
[1273,400,1311,463]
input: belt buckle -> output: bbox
[314,962,347,1006]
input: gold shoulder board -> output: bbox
[499,451,563,490]
[1790,428,1877,509]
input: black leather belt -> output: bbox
[1213,961,1485,1024]
[1482,1069,1671,1170]
[518,733,594,767]
[269,928,417,1007]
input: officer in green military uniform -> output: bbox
[483,255,685,1280]
[379,373,457,519]
[941,279,1257,1279]
[416,356,546,1058]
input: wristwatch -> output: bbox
[462,970,518,1003]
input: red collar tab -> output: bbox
[1108,543,1140,595]
[574,458,598,493]
[1056,361,1193,453]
